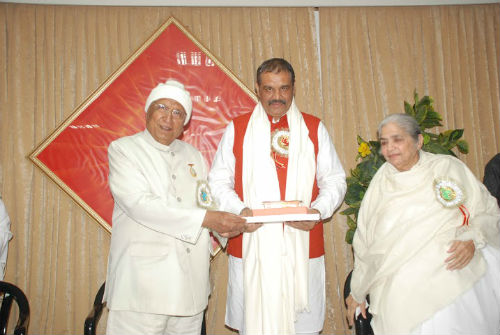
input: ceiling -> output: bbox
[1,0,499,6]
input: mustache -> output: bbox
[268,99,286,105]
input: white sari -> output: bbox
[351,151,500,334]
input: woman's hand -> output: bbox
[345,294,367,327]
[445,240,475,270]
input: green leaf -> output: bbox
[419,111,442,129]
[447,129,464,142]
[416,95,433,108]
[345,228,355,244]
[357,135,366,145]
[358,161,379,185]
[457,140,469,154]
[424,132,439,139]
[346,216,357,229]
[369,140,380,149]
[423,141,452,155]
[348,168,361,180]
[404,101,413,115]
[340,207,358,216]
[437,132,450,147]
[344,182,365,205]
[415,108,427,125]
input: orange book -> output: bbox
[262,200,302,208]
[252,206,308,216]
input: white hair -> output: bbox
[377,113,421,142]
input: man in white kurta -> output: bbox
[209,58,346,334]
[104,79,246,335]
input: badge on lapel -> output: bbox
[197,180,216,210]
[188,163,197,177]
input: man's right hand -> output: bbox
[239,207,262,233]
[202,211,247,237]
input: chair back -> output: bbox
[84,282,106,335]
[0,281,30,335]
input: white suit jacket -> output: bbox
[103,130,211,316]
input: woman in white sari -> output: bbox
[346,114,500,334]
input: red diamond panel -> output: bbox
[30,17,256,231]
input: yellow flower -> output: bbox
[358,142,371,158]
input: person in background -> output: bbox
[103,79,247,335]
[209,58,346,334]
[0,198,12,280]
[346,113,500,334]
[483,153,500,205]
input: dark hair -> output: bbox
[256,58,295,85]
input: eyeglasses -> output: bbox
[151,103,186,120]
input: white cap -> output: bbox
[144,79,193,125]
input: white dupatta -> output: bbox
[242,99,316,334]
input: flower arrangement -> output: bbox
[342,91,469,244]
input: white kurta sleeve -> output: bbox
[108,141,206,244]
[208,122,247,215]
[310,121,347,219]
[0,199,12,280]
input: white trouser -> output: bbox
[225,255,325,334]
[106,309,204,335]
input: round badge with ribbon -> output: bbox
[196,180,216,210]
[271,128,289,169]
[434,177,470,235]
[271,128,289,157]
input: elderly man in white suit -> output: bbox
[104,79,247,335]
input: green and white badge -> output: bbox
[434,177,470,233]
[196,180,216,210]
[434,178,465,208]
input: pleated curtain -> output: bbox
[0,3,498,333]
